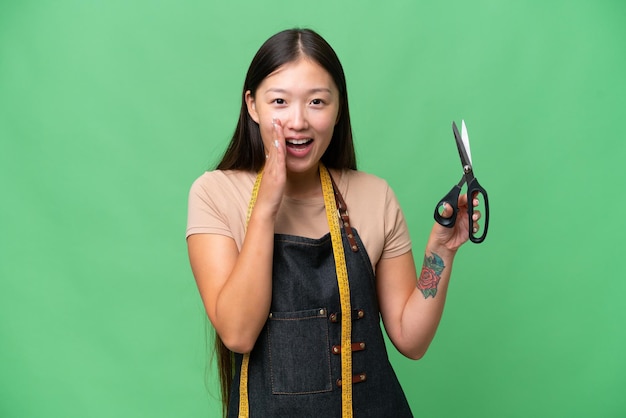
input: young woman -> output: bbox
[187,28,480,418]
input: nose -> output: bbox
[285,105,308,131]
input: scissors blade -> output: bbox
[452,121,472,169]
[461,120,472,166]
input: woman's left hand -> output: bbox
[430,193,481,253]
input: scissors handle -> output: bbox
[467,177,489,243]
[434,178,490,243]
[433,184,461,228]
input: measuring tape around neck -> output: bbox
[238,164,353,418]
[320,164,354,418]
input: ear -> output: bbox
[245,90,260,124]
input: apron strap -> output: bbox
[329,173,359,253]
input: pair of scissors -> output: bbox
[433,120,489,243]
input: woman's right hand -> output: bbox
[255,118,287,219]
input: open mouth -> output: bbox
[286,138,313,150]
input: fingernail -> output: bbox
[473,227,478,233]
[272,117,277,127]
[274,139,279,148]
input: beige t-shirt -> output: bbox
[186,169,412,271]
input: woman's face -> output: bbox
[246,58,340,176]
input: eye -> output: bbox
[272,98,286,105]
[310,99,324,106]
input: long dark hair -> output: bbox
[212,28,356,417]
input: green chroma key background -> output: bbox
[1,1,624,417]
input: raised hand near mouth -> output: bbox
[255,118,287,221]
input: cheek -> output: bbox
[258,118,285,152]
[256,106,282,134]
[253,108,273,145]
[259,124,274,150]
[312,112,339,135]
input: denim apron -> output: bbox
[228,175,413,418]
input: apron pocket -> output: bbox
[267,308,332,395]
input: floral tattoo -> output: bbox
[416,252,445,299]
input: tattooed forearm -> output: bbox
[416,252,445,299]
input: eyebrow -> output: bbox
[264,87,333,95]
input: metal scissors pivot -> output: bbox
[433,120,490,243]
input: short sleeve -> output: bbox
[185,171,254,251]
[186,172,233,239]
[381,184,412,259]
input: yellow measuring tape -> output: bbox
[238,164,353,418]
[320,165,354,418]
[237,168,263,418]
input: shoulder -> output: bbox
[337,169,398,207]
[333,169,411,266]
[188,169,257,219]
[333,169,402,219]
[189,170,256,201]
[191,169,256,191]
[337,169,391,194]
[186,170,256,242]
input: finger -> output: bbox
[264,118,281,163]
[462,191,481,207]
[472,210,481,222]
[258,119,287,206]
[272,118,286,153]
[438,202,454,218]
[457,193,480,209]
[457,193,469,209]
[263,118,284,167]
[472,222,480,234]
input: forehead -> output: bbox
[261,58,337,92]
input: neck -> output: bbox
[284,164,323,199]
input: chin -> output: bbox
[285,160,318,175]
